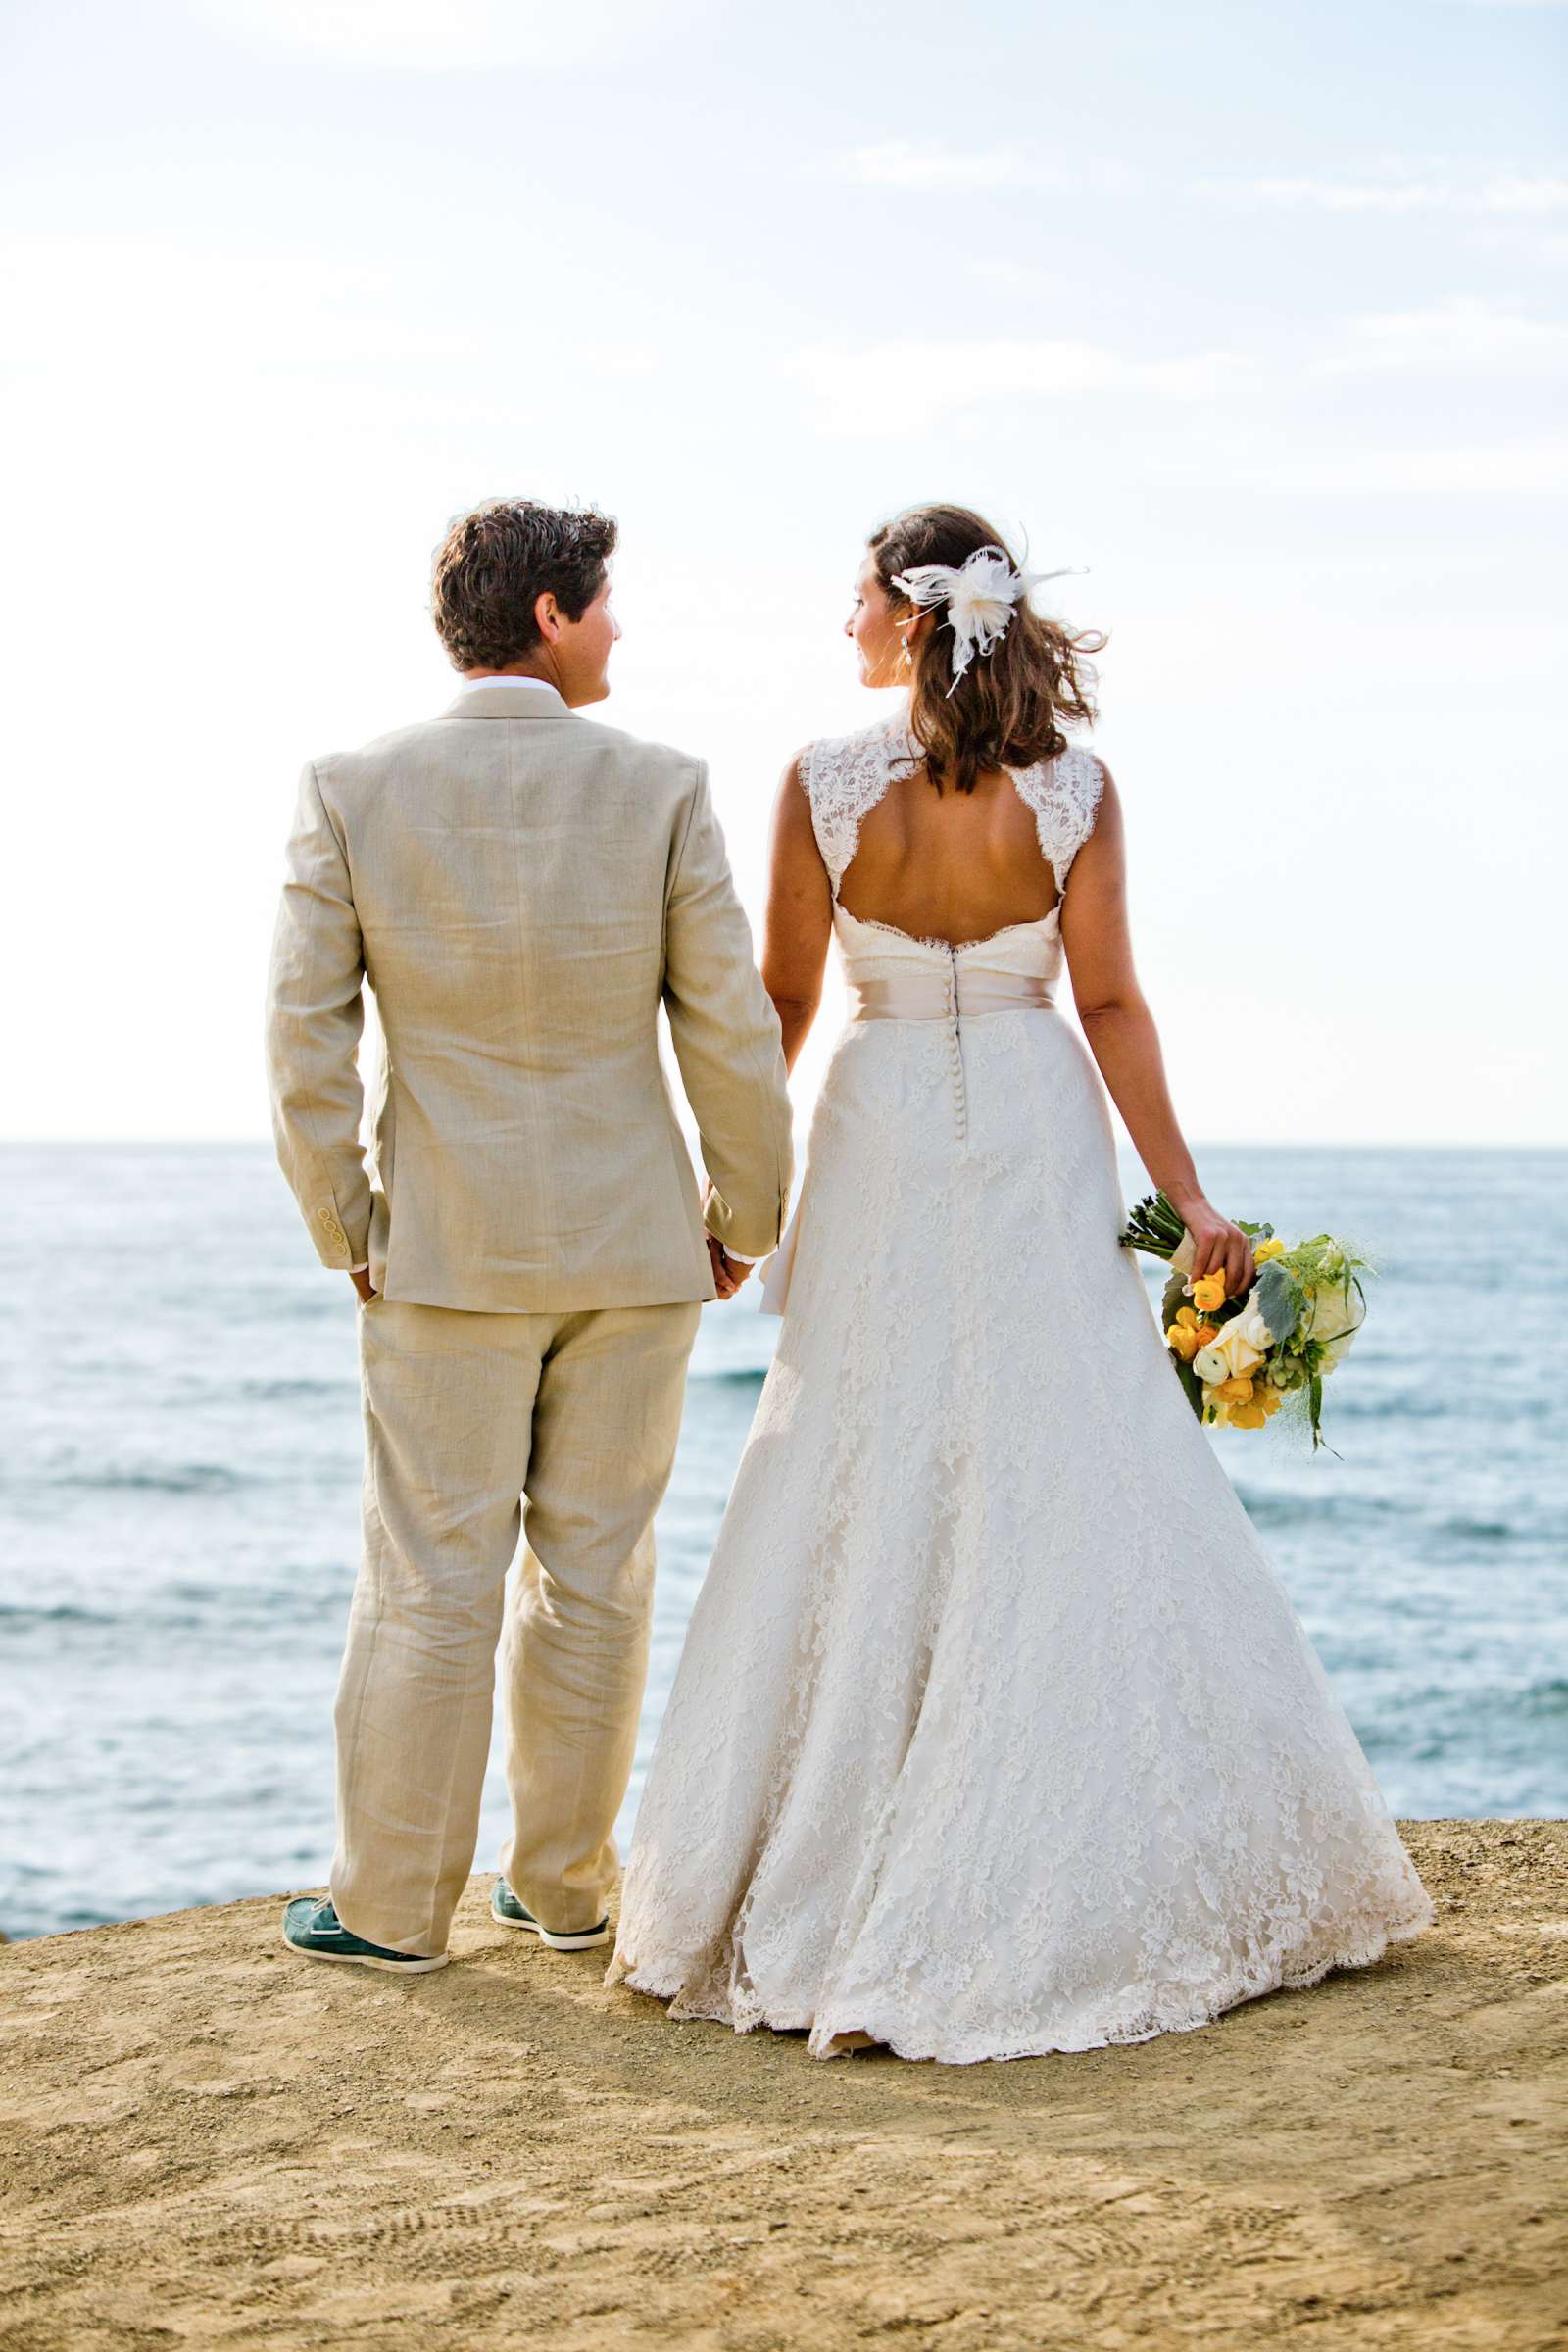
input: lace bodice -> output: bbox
[799,710,1105,910]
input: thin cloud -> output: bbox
[1199,166,1568,214]
[794,336,1244,433]
[1233,441,1568,493]
[1315,296,1568,373]
[839,141,1139,193]
[1,238,479,370]
[192,0,710,67]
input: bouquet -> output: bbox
[1119,1190,1370,1449]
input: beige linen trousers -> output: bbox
[265,684,793,1952]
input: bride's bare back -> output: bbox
[836,755,1059,947]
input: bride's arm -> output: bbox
[1062,768,1256,1301]
[759,755,833,1075]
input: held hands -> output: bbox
[700,1177,755,1301]
[707,1234,754,1300]
[1173,1194,1255,1303]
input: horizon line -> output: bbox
[2,1135,1565,1155]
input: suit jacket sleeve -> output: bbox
[264,760,373,1270]
[662,761,794,1261]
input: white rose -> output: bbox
[1236,1297,1274,1350]
[1305,1278,1363,1372]
[1193,1305,1270,1388]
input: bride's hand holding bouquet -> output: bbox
[1155,1183,1256,1305]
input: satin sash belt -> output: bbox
[849,968,1056,1022]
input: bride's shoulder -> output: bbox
[1024,738,1108,816]
[1045,737,1107,786]
[797,710,910,796]
[1013,739,1112,888]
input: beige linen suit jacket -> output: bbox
[265,683,793,1311]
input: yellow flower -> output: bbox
[1208,1372,1279,1431]
[1165,1312,1203,1361]
[1190,1269,1228,1312]
[1254,1237,1286,1265]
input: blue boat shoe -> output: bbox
[491,1877,610,1949]
[282,1895,449,1973]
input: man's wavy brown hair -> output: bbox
[868,505,1105,795]
[431,498,618,672]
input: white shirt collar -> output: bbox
[452,673,559,694]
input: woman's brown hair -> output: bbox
[868,504,1106,795]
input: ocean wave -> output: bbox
[1238,1490,1408,1529]
[1358,1676,1568,1752]
[1,1590,347,1637]
[1337,1391,1558,1427]
[0,1602,117,1626]
[60,1464,256,1494]
[237,1378,347,1403]
[1239,1490,1561,1550]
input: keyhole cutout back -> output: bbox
[835,760,1063,952]
[802,715,1105,956]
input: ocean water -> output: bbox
[2,1141,1564,1945]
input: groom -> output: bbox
[266,497,793,1972]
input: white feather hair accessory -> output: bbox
[891,543,1085,696]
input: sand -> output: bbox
[1,1819,1563,2350]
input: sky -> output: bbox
[2,0,1565,1153]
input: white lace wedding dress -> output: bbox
[609,713,1436,2064]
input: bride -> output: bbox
[608,503,1435,2064]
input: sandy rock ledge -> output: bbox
[0,1819,1563,2350]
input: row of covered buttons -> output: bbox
[318,1204,349,1252]
[942,949,967,1143]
